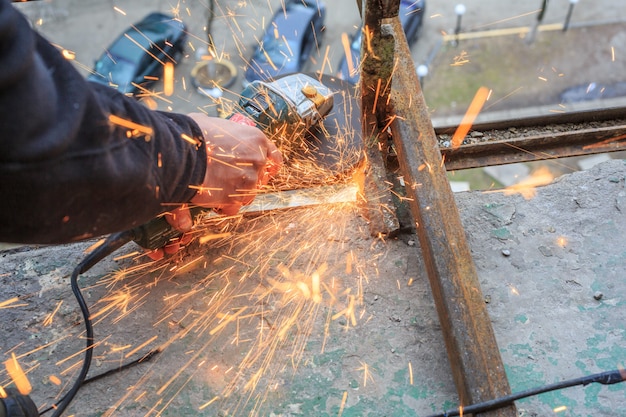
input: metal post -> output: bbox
[526,0,549,44]
[563,0,578,32]
[453,4,466,46]
[417,64,428,86]
[358,0,517,414]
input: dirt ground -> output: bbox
[2,1,626,416]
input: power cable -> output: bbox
[425,368,626,417]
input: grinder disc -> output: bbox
[270,74,364,190]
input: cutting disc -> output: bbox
[270,74,364,189]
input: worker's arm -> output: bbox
[0,1,279,245]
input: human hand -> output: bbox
[146,114,282,260]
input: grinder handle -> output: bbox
[131,206,207,250]
[131,114,256,250]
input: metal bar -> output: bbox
[382,14,517,417]
[441,123,626,171]
[357,0,400,236]
[435,105,626,132]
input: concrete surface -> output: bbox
[2,1,625,416]
[1,159,624,417]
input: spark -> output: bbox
[199,396,220,410]
[181,133,202,146]
[451,86,490,149]
[553,405,568,413]
[48,375,61,385]
[108,114,154,136]
[338,391,348,417]
[357,360,375,387]
[0,297,25,309]
[113,6,126,16]
[409,361,414,385]
[124,335,158,359]
[42,301,63,326]
[4,353,32,395]
[451,51,470,66]
[499,167,554,200]
[61,49,75,60]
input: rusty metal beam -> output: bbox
[442,123,626,171]
[437,110,626,170]
[358,0,517,414]
[357,0,400,236]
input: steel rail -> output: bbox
[440,122,626,171]
[436,106,626,170]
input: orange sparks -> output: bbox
[124,335,158,359]
[357,360,374,387]
[199,232,232,245]
[0,297,22,309]
[338,391,348,417]
[341,32,354,77]
[49,375,62,386]
[61,49,76,60]
[501,167,554,200]
[451,51,469,66]
[43,300,63,326]
[4,353,32,395]
[199,396,220,410]
[163,62,174,96]
[108,114,153,136]
[181,133,202,146]
[0,386,6,398]
[452,86,490,149]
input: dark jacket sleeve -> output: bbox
[0,0,207,244]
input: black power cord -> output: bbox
[49,231,134,417]
[425,368,626,417]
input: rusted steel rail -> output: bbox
[359,0,517,415]
[437,110,626,170]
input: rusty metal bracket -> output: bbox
[358,1,518,415]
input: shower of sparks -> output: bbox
[0,2,381,416]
